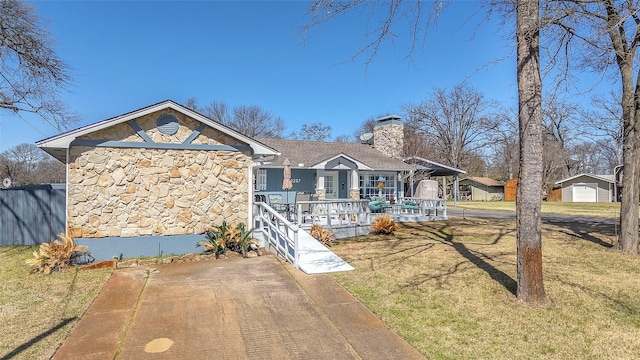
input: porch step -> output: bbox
[297,229,354,274]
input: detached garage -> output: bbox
[458,177,505,201]
[555,174,615,203]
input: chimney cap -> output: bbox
[375,114,403,126]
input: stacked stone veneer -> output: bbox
[68,109,251,238]
[373,121,404,160]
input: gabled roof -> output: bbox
[36,100,279,162]
[555,173,615,185]
[403,156,467,177]
[257,138,413,171]
[460,176,504,187]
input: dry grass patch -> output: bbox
[331,219,640,359]
[0,246,112,360]
[450,201,623,218]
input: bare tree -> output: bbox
[0,143,62,185]
[185,98,284,138]
[290,122,332,141]
[404,83,499,170]
[542,1,640,254]
[570,140,612,175]
[0,0,76,130]
[333,134,354,142]
[232,105,285,138]
[403,117,438,160]
[542,97,578,178]
[489,108,519,181]
[579,92,623,169]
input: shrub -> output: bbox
[25,233,91,274]
[198,221,257,258]
[310,224,336,247]
[234,223,258,258]
[197,229,228,259]
[371,214,399,235]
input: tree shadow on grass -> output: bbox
[395,221,518,296]
[0,317,76,360]
[544,219,615,249]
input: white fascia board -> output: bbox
[310,153,373,171]
[555,173,615,185]
[36,100,279,156]
[403,156,467,174]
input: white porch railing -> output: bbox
[253,202,299,268]
[378,198,447,219]
[294,199,371,231]
[393,197,447,218]
[252,198,445,269]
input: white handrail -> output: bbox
[253,202,299,268]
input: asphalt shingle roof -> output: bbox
[461,177,505,187]
[257,138,413,171]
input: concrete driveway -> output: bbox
[53,254,425,360]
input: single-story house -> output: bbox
[555,173,615,202]
[36,102,434,260]
[458,177,505,201]
[253,115,416,204]
[37,100,279,259]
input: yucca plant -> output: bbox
[198,221,258,258]
[198,228,228,258]
[371,214,399,235]
[310,224,336,247]
[25,233,90,274]
[234,222,257,258]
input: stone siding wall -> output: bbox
[349,189,360,199]
[67,109,252,238]
[373,123,404,160]
[68,147,250,238]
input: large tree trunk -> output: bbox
[618,76,639,254]
[609,1,640,254]
[515,0,547,304]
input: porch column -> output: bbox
[349,169,360,199]
[396,172,404,200]
[442,176,447,199]
[454,174,459,206]
[316,169,326,199]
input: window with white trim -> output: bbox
[256,169,267,190]
[359,173,395,200]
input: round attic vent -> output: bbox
[156,114,179,135]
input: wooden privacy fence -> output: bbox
[0,184,66,246]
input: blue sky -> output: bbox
[0,1,606,152]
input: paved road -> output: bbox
[448,207,618,225]
[53,255,425,360]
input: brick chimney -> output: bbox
[373,115,404,159]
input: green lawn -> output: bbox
[331,219,640,359]
[0,246,112,360]
[449,200,622,218]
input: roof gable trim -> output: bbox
[37,100,279,157]
[311,153,373,170]
[555,173,615,185]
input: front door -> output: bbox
[324,171,339,199]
